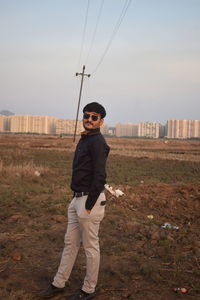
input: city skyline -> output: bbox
[1,110,200,127]
[1,113,200,139]
[1,112,200,138]
[0,1,200,126]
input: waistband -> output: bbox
[73,191,89,198]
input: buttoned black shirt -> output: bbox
[71,128,110,210]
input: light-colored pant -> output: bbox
[53,192,106,294]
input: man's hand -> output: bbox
[86,210,91,214]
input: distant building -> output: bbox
[160,124,166,138]
[56,119,83,135]
[116,123,138,137]
[10,115,57,134]
[100,123,109,135]
[0,115,5,132]
[2,112,200,140]
[11,115,29,133]
[167,120,200,138]
[138,122,162,138]
[0,115,10,132]
[108,127,116,136]
[1,114,109,136]
[194,120,200,138]
[55,119,109,136]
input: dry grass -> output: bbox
[0,160,50,178]
[108,138,200,162]
[111,149,200,162]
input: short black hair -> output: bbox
[83,102,106,118]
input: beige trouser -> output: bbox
[52,192,106,294]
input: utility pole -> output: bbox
[73,65,90,142]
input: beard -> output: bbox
[83,121,93,131]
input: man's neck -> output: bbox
[81,128,100,135]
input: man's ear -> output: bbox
[100,118,104,126]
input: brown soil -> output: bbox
[0,135,200,300]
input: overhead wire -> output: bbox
[74,1,90,142]
[73,0,132,141]
[91,0,132,75]
[77,0,90,70]
[74,0,132,116]
[84,0,105,65]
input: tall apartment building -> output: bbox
[116,123,138,137]
[0,115,11,132]
[167,120,200,138]
[0,115,5,132]
[4,116,11,131]
[31,116,57,134]
[194,120,200,138]
[108,127,116,136]
[138,122,162,138]
[56,119,83,135]
[10,115,28,133]
[100,123,109,135]
[56,119,108,135]
[10,115,57,134]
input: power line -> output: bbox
[73,1,91,143]
[85,0,105,65]
[91,0,132,74]
[77,0,90,70]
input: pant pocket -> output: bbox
[77,196,90,220]
[90,194,106,221]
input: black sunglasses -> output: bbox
[83,113,100,122]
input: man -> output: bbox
[39,102,110,299]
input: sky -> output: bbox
[0,0,200,126]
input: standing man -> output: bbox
[39,102,110,299]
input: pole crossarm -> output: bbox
[73,65,91,142]
[76,72,90,77]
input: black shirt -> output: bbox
[71,128,110,210]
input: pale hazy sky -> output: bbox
[0,0,200,126]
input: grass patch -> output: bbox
[0,135,200,300]
[0,160,50,178]
[107,155,200,185]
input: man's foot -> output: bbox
[67,289,96,300]
[38,283,65,298]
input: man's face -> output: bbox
[83,111,104,130]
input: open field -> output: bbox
[0,134,200,300]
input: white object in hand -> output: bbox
[104,184,124,197]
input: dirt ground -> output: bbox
[0,135,200,300]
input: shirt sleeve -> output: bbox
[85,136,108,210]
